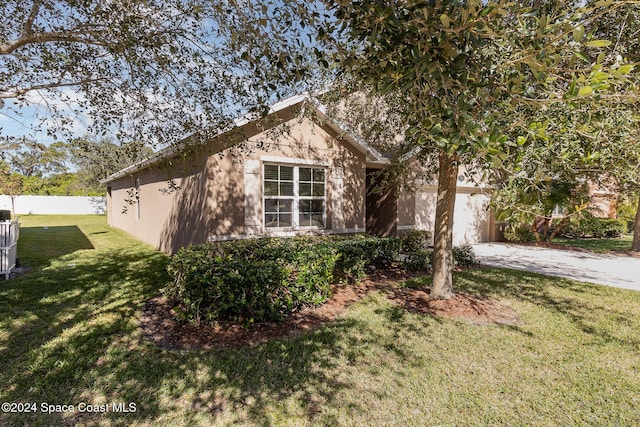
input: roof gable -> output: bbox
[101,94,387,185]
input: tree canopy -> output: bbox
[308,0,639,296]
[0,0,315,146]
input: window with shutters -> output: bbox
[263,163,326,229]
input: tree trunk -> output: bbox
[430,152,458,300]
[549,216,570,242]
[532,219,541,242]
[632,195,640,252]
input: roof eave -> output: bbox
[101,93,389,185]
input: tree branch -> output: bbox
[0,31,111,55]
[22,0,43,37]
[0,78,108,98]
[502,1,634,69]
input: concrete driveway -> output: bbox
[471,243,640,291]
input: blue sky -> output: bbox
[1,92,91,146]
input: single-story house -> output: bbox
[101,94,499,254]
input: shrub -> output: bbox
[401,248,432,271]
[165,239,339,324]
[166,232,460,324]
[599,219,627,238]
[399,230,432,253]
[0,210,11,221]
[504,225,535,243]
[331,235,402,281]
[561,215,627,239]
[398,230,433,271]
[453,244,477,267]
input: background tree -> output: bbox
[0,135,152,196]
[69,137,154,193]
[0,160,24,214]
[0,139,69,177]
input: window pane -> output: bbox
[264,165,278,180]
[265,199,278,212]
[312,183,325,197]
[265,214,278,227]
[311,214,324,227]
[264,181,278,196]
[299,182,311,196]
[299,167,311,181]
[311,200,324,212]
[278,199,292,212]
[280,166,294,181]
[299,213,311,227]
[264,164,325,229]
[280,181,294,196]
[279,214,292,227]
[299,199,310,212]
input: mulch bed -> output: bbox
[139,270,519,351]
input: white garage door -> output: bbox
[414,188,491,245]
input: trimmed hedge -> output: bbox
[561,216,627,239]
[504,225,535,243]
[331,235,402,281]
[165,232,475,324]
[399,230,433,271]
[453,244,477,267]
[166,238,339,324]
[0,210,11,221]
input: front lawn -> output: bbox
[553,233,634,253]
[1,215,639,426]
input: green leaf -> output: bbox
[585,40,612,48]
[578,86,593,96]
[440,14,450,28]
[573,26,585,42]
[618,64,633,75]
[480,6,496,17]
[592,71,610,82]
[574,52,590,63]
[595,0,614,7]
[567,78,577,97]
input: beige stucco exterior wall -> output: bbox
[106,113,367,254]
[587,182,618,218]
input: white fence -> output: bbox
[0,195,106,215]
[0,220,19,279]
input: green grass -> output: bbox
[2,215,640,426]
[553,233,634,252]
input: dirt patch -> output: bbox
[387,287,519,326]
[140,270,518,351]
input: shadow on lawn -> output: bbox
[1,239,409,425]
[7,240,639,425]
[455,268,640,348]
[16,226,94,268]
[0,245,170,426]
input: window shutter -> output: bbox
[244,160,261,235]
[330,167,345,230]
